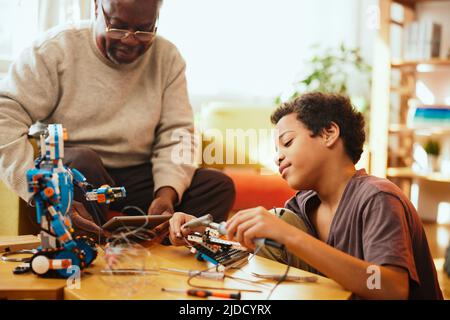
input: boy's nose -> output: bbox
[274,152,285,166]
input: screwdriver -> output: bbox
[161,288,241,300]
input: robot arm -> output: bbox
[85,185,126,204]
[69,167,126,204]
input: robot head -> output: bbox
[41,124,67,161]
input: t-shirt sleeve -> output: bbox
[362,192,420,285]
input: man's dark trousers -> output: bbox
[64,147,236,226]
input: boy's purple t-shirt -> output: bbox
[285,169,443,300]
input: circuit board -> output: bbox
[187,229,249,271]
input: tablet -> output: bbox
[102,215,171,231]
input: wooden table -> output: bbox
[63,244,352,300]
[1,243,351,300]
[0,253,67,300]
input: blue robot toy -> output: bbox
[25,124,126,278]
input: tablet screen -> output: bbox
[102,215,171,231]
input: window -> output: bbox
[158,0,364,100]
[0,0,39,62]
[0,0,92,73]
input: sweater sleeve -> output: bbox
[150,48,197,203]
[0,44,60,201]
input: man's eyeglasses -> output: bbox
[101,3,158,43]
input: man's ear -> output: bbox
[321,122,340,148]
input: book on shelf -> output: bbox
[406,103,450,130]
[403,20,442,61]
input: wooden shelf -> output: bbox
[414,127,450,136]
[390,19,404,27]
[393,0,450,9]
[389,124,414,133]
[391,59,450,68]
[389,124,450,136]
[387,167,450,182]
[370,0,450,181]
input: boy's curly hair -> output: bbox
[271,92,365,164]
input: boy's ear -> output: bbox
[321,122,340,148]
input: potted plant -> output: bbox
[424,139,441,172]
[275,43,372,132]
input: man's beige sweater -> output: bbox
[0,21,197,202]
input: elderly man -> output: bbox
[0,0,235,232]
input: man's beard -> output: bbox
[106,49,122,65]
[106,46,143,65]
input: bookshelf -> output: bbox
[370,0,450,222]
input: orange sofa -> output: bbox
[224,168,296,212]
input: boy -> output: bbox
[169,93,442,300]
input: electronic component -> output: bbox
[13,263,32,274]
[183,214,284,249]
[187,229,249,272]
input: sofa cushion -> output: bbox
[224,168,296,211]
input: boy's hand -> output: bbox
[168,212,197,246]
[226,206,293,251]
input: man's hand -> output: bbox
[71,201,112,239]
[148,187,178,215]
[148,197,174,215]
[168,212,197,246]
[226,206,295,251]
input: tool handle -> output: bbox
[253,238,285,250]
[216,222,284,250]
[210,291,241,299]
[186,289,241,300]
[187,289,210,298]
